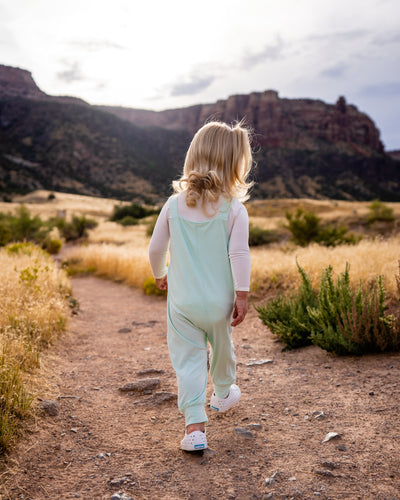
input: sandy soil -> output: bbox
[1,275,400,500]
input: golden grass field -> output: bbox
[0,243,70,452]
[3,190,400,299]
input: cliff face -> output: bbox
[0,64,399,202]
[0,64,87,105]
[98,91,383,156]
[0,65,47,100]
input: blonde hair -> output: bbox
[172,121,253,208]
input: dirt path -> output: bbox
[2,276,400,499]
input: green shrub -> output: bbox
[256,263,317,349]
[285,208,358,247]
[118,215,139,226]
[143,277,167,296]
[248,224,279,246]
[43,238,62,254]
[257,263,400,355]
[308,264,400,355]
[111,203,158,223]
[54,215,98,241]
[285,209,321,246]
[367,199,395,225]
[315,223,359,247]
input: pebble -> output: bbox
[118,327,132,333]
[39,400,59,416]
[119,378,160,393]
[246,359,273,366]
[246,423,262,431]
[322,432,340,443]
[265,471,279,486]
[109,477,131,487]
[110,493,134,500]
[234,427,255,439]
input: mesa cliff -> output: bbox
[97,91,383,156]
[0,64,399,201]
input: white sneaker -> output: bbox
[210,384,241,412]
[180,430,207,451]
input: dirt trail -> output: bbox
[2,276,400,500]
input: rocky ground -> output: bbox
[1,276,400,499]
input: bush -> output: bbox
[143,277,167,296]
[146,215,158,237]
[285,208,358,247]
[111,203,158,223]
[118,215,139,226]
[308,264,400,355]
[256,263,318,349]
[248,224,279,246]
[367,199,395,225]
[51,215,98,241]
[257,263,400,355]
[43,238,62,254]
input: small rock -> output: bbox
[118,327,132,333]
[322,432,340,443]
[246,423,262,431]
[246,359,273,366]
[152,391,177,404]
[119,378,160,393]
[234,427,255,439]
[337,445,347,451]
[109,478,130,488]
[265,471,279,486]
[70,428,78,433]
[369,391,375,396]
[315,469,335,477]
[110,493,134,500]
[288,476,296,481]
[137,368,165,376]
[313,411,325,420]
[39,400,59,416]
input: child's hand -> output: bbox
[231,291,248,327]
[155,275,168,291]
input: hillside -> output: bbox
[1,64,399,202]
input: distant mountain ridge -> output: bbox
[97,90,383,156]
[0,63,399,202]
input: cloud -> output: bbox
[305,29,370,43]
[359,82,400,97]
[373,32,400,45]
[56,61,84,83]
[169,75,216,97]
[241,36,285,69]
[320,62,349,78]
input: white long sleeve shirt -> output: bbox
[148,193,251,291]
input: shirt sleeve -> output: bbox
[148,199,170,279]
[229,203,251,292]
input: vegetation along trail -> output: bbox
[2,275,400,499]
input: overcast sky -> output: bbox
[0,0,399,149]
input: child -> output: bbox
[148,121,253,451]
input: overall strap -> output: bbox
[169,196,179,218]
[218,198,234,221]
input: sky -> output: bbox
[0,0,399,149]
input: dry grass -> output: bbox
[0,190,130,221]
[87,221,150,245]
[66,241,152,289]
[250,237,400,298]
[0,243,70,453]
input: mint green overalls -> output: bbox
[167,196,236,426]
